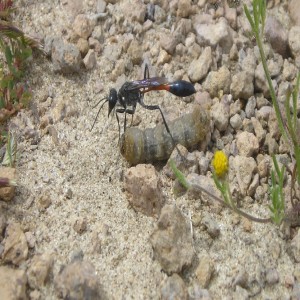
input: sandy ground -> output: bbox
[2,0,297,299]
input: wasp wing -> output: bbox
[126,77,169,92]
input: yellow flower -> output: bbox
[212,150,228,177]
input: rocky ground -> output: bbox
[0,0,300,299]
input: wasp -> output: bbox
[91,64,196,145]
[120,105,210,165]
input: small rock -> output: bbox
[27,253,54,289]
[245,96,256,118]
[232,155,257,196]
[247,173,259,197]
[96,0,106,13]
[230,114,242,130]
[289,0,300,26]
[282,59,298,81]
[0,266,27,300]
[150,205,194,274]
[203,66,231,98]
[266,268,279,285]
[201,214,220,238]
[188,283,212,300]
[30,290,41,300]
[25,231,36,248]
[255,62,277,98]
[236,131,259,157]
[127,40,143,65]
[268,111,280,141]
[292,282,300,300]
[290,228,300,262]
[73,14,95,39]
[233,286,249,300]
[124,164,164,217]
[230,71,254,100]
[38,193,52,210]
[160,33,180,55]
[232,268,249,288]
[194,18,233,53]
[264,15,289,57]
[251,117,266,144]
[154,5,167,24]
[83,49,96,69]
[177,0,192,18]
[55,260,101,299]
[195,254,214,288]
[211,97,230,132]
[73,217,87,234]
[88,37,102,52]
[51,38,82,74]
[264,133,279,155]
[0,167,16,201]
[289,26,300,58]
[2,222,28,265]
[157,49,171,65]
[160,274,188,300]
[76,38,89,56]
[188,47,212,82]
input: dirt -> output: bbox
[1,0,298,299]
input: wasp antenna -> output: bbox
[90,99,108,131]
[92,97,108,109]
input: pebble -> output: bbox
[290,228,300,263]
[264,15,289,57]
[160,274,188,300]
[230,114,242,130]
[245,96,256,118]
[150,205,194,274]
[0,266,27,299]
[160,32,180,55]
[127,40,143,65]
[289,26,300,58]
[73,217,87,234]
[55,260,102,299]
[282,59,298,81]
[27,253,54,289]
[251,117,266,145]
[76,37,89,56]
[265,268,279,285]
[255,62,275,98]
[232,268,249,288]
[194,18,233,53]
[230,71,254,100]
[83,49,96,69]
[232,155,257,196]
[51,38,82,74]
[188,47,212,82]
[289,0,300,26]
[203,66,231,98]
[73,14,95,39]
[201,214,220,238]
[25,231,36,248]
[96,0,106,13]
[177,0,192,18]
[2,222,28,265]
[195,254,214,288]
[0,167,16,201]
[124,164,164,217]
[188,283,212,300]
[38,193,52,210]
[211,97,230,132]
[264,133,279,155]
[236,131,259,157]
[88,37,101,52]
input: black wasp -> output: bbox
[91,64,196,144]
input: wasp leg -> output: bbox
[144,63,150,79]
[139,100,186,162]
[116,108,136,144]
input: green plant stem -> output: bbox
[191,182,271,224]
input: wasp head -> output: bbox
[108,88,118,116]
